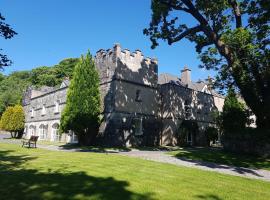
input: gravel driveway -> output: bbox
[119,150,270,182]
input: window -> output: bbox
[41,105,46,116]
[29,125,36,137]
[52,123,60,142]
[39,124,47,140]
[106,68,110,78]
[69,130,78,143]
[55,100,60,113]
[187,132,193,145]
[24,126,28,135]
[31,108,35,118]
[134,118,143,136]
[184,100,191,119]
[135,90,142,102]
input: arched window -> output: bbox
[29,125,36,136]
[52,123,60,142]
[24,126,28,136]
[39,124,48,140]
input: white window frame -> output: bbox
[52,124,60,142]
[29,126,36,137]
[31,108,35,118]
[39,125,47,140]
[54,100,60,113]
[41,105,46,116]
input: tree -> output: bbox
[30,66,56,87]
[54,58,80,81]
[0,105,25,138]
[221,89,249,134]
[60,52,101,145]
[0,13,17,69]
[0,71,31,115]
[0,58,79,115]
[144,0,270,130]
[0,73,5,82]
[204,126,218,146]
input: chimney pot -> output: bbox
[181,66,191,84]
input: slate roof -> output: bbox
[158,73,224,98]
[60,79,70,88]
[38,86,55,93]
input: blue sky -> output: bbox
[0,0,215,81]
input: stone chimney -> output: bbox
[181,66,191,84]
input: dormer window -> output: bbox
[55,100,60,113]
[135,90,142,102]
[41,105,46,116]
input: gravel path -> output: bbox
[119,150,270,182]
[1,133,270,182]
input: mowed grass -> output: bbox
[0,143,270,200]
[169,147,270,171]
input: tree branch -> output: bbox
[160,0,191,13]
[168,25,203,44]
[228,0,242,28]
[181,0,233,64]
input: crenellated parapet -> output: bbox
[95,43,158,87]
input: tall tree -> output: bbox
[0,71,31,115]
[60,52,101,145]
[0,13,17,69]
[221,89,249,134]
[0,105,25,138]
[144,0,270,130]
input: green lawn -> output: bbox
[169,147,270,171]
[0,143,270,200]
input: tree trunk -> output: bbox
[256,112,270,130]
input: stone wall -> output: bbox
[23,43,224,147]
[96,112,161,147]
[24,87,67,123]
[94,44,160,146]
[159,83,222,146]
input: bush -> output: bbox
[204,127,218,146]
[222,128,270,156]
[222,89,249,135]
[0,105,25,138]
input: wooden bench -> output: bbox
[22,136,39,148]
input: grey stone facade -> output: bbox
[23,44,224,146]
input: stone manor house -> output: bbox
[23,44,225,146]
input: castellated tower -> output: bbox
[94,43,161,147]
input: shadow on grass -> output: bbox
[172,147,270,173]
[59,143,132,153]
[0,150,154,200]
[195,194,223,200]
[59,144,171,153]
